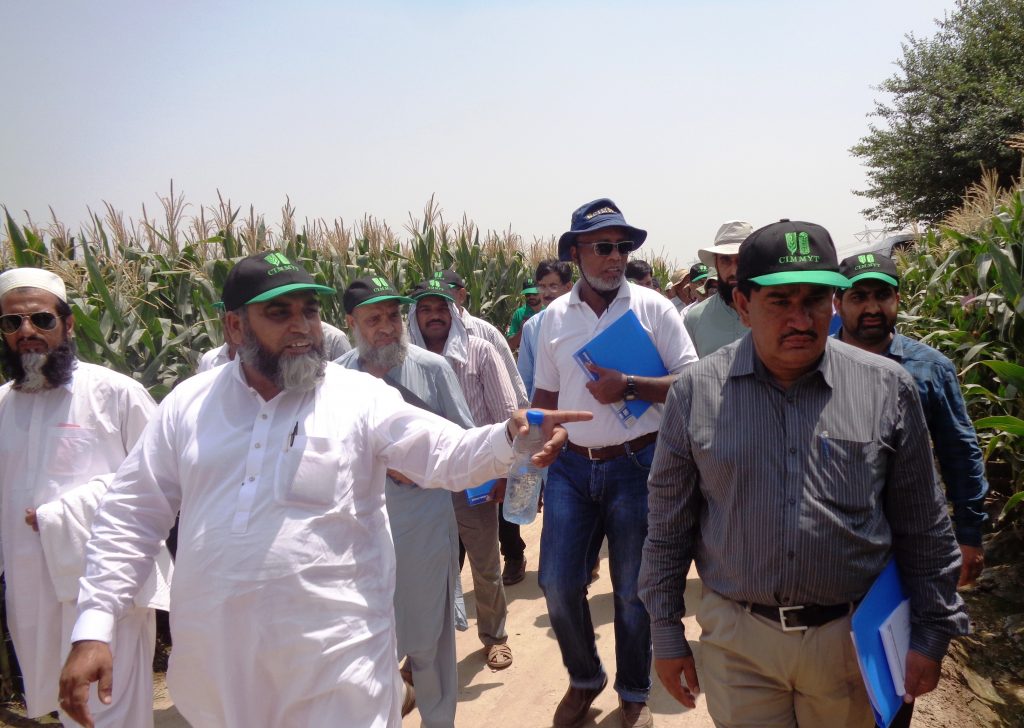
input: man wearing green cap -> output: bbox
[408,277,518,672]
[834,253,988,588]
[338,274,473,727]
[59,252,591,728]
[641,222,967,727]
[506,278,543,350]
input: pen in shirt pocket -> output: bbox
[819,431,831,464]
[288,421,299,449]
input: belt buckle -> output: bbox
[778,605,807,632]
[586,445,599,460]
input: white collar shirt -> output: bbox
[533,280,697,447]
[0,362,157,716]
[72,358,512,727]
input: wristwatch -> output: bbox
[623,375,638,401]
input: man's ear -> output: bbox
[733,288,752,327]
[224,310,245,347]
[570,246,579,266]
[64,312,75,338]
[346,313,356,331]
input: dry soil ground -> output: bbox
[1,517,1010,727]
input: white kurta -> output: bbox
[0,362,171,725]
[72,359,514,728]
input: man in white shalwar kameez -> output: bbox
[58,252,587,728]
[338,274,475,727]
[0,267,172,727]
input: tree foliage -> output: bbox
[852,0,1024,227]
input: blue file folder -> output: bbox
[850,560,910,728]
[572,309,669,428]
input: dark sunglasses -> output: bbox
[0,312,63,334]
[577,240,635,256]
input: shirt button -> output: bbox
[789,447,797,454]
[786,395,794,403]
[787,551,795,560]
[782,596,791,604]
[788,498,796,506]
[261,414,268,420]
[248,476,255,482]
[254,443,261,449]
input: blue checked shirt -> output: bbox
[882,333,989,546]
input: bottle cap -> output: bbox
[526,409,544,426]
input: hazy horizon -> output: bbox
[1,1,957,266]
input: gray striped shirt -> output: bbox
[462,311,529,408]
[639,334,968,662]
[449,335,518,427]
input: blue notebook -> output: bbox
[573,309,669,428]
[850,560,910,728]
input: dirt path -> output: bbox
[1,516,990,726]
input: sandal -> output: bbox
[486,642,513,670]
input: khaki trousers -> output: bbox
[696,588,875,728]
[452,494,509,646]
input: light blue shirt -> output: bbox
[517,309,546,401]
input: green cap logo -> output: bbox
[433,271,444,279]
[858,253,875,265]
[429,279,443,290]
[785,232,811,255]
[264,252,291,267]
[372,277,389,288]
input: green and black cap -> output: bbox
[432,269,466,289]
[689,263,710,284]
[343,275,415,314]
[521,278,539,295]
[222,251,335,311]
[737,220,849,288]
[838,253,899,288]
[410,277,456,302]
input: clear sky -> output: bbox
[0,1,955,265]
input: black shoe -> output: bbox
[502,557,526,585]
[553,676,608,727]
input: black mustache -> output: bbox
[781,330,818,341]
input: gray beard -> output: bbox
[16,353,48,392]
[238,327,326,393]
[581,267,624,293]
[353,326,409,372]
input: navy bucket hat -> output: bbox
[557,198,648,262]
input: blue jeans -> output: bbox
[538,442,654,703]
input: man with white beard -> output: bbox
[59,252,590,728]
[0,267,171,727]
[336,275,474,728]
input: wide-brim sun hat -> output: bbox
[697,220,754,268]
[557,198,647,262]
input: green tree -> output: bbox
[851,0,1024,227]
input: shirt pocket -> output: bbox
[815,435,886,514]
[275,435,346,509]
[44,427,96,478]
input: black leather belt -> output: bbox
[565,431,658,461]
[745,601,854,632]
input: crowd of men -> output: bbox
[0,196,987,728]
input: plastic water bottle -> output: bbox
[503,409,547,525]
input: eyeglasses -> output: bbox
[577,241,635,256]
[0,312,63,334]
[537,284,566,293]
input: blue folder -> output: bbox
[850,560,910,727]
[573,309,669,428]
